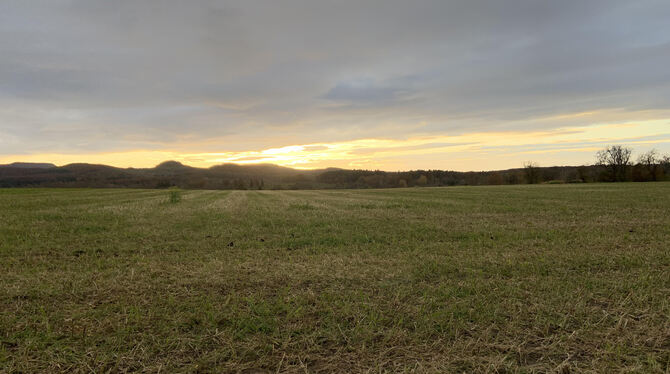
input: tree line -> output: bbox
[522,146,670,184]
[1,145,668,189]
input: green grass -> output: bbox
[1,184,669,373]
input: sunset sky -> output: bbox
[1,1,669,171]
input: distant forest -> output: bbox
[2,146,669,190]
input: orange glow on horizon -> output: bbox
[1,119,668,171]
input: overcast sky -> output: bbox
[1,0,669,170]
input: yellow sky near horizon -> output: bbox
[2,119,669,171]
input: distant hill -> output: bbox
[0,160,666,189]
[0,161,323,189]
[1,162,57,169]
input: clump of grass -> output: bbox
[288,202,315,210]
[167,187,182,203]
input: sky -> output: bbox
[1,0,669,171]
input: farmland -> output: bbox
[1,184,669,373]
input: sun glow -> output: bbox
[2,120,668,171]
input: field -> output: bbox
[1,184,669,373]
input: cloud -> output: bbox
[348,142,473,155]
[1,0,670,169]
[302,145,330,152]
[322,78,414,106]
[229,156,270,162]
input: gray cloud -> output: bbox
[349,142,474,155]
[324,80,398,104]
[1,0,670,155]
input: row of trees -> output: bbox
[2,145,668,189]
[597,146,670,182]
[524,146,670,184]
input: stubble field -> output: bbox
[1,184,669,373]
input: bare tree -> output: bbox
[661,155,670,178]
[523,161,541,184]
[596,145,632,182]
[637,149,660,181]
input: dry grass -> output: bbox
[1,184,669,373]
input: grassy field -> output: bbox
[1,184,669,373]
